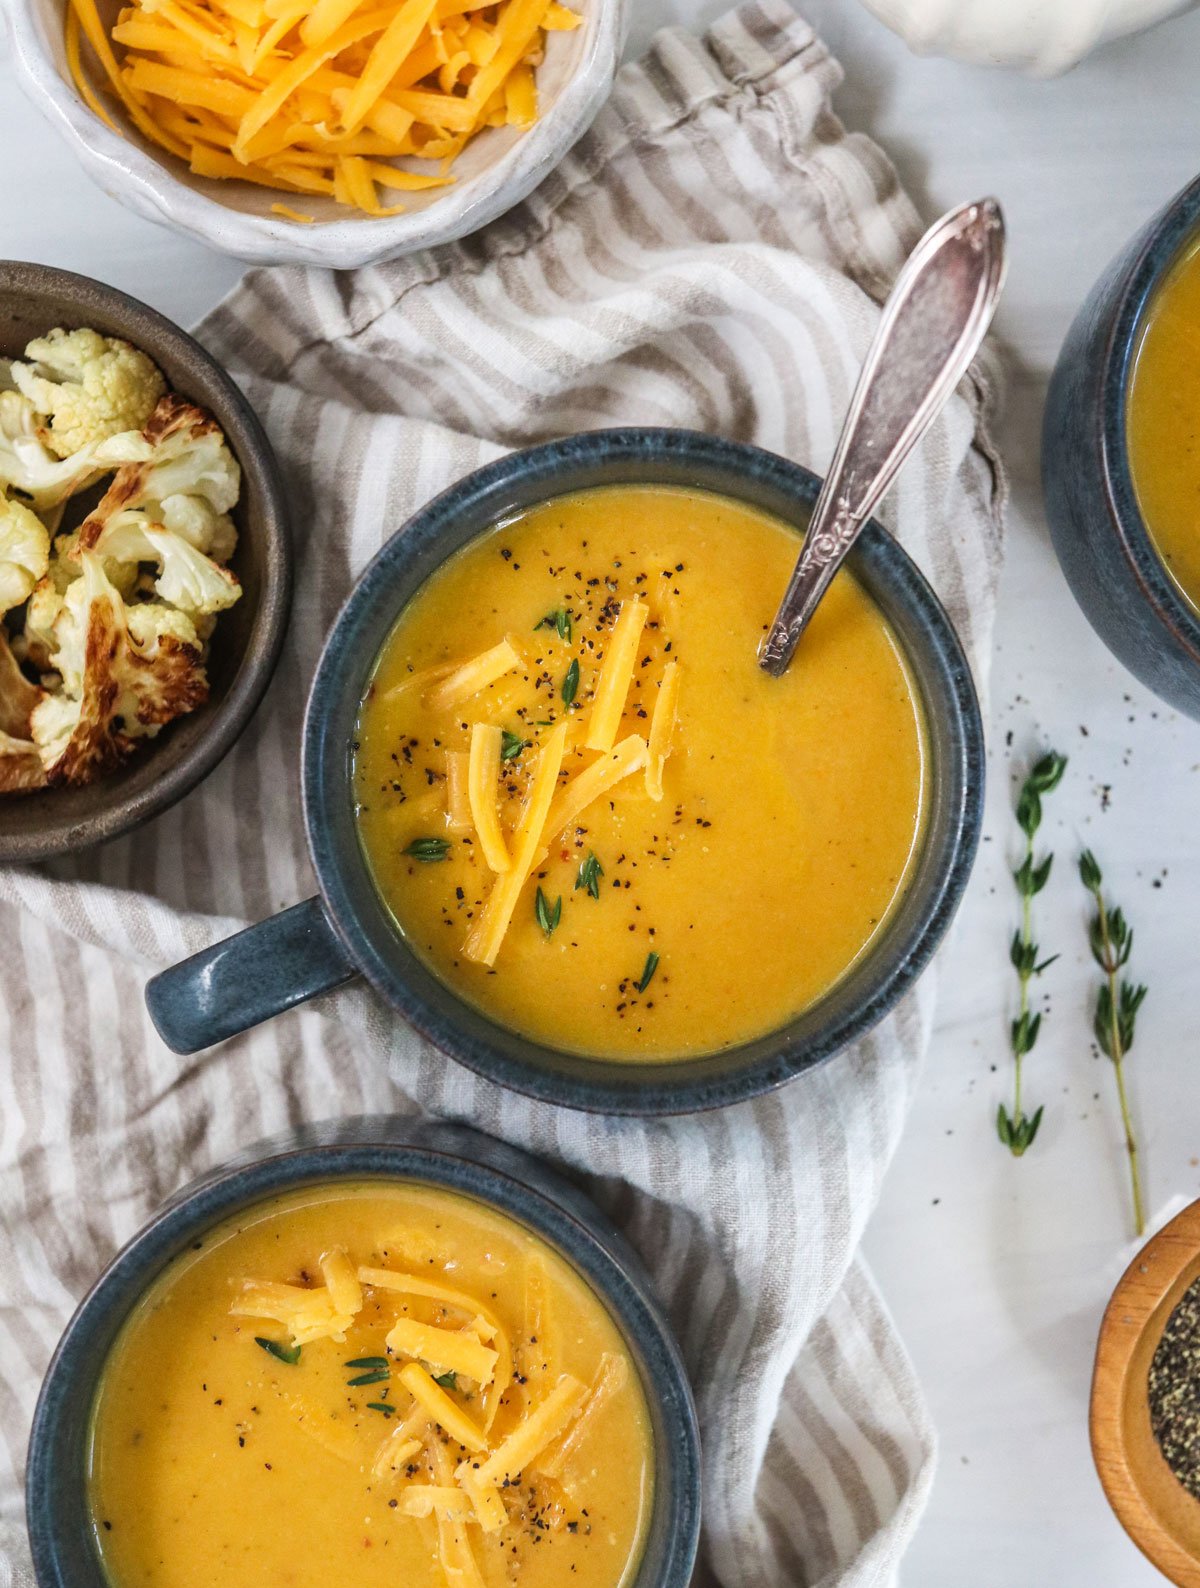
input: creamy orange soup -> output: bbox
[353,484,926,1061]
[1128,238,1200,611]
[88,1182,652,1588]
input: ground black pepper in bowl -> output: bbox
[1149,1276,1200,1497]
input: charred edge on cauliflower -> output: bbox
[0,627,45,740]
[77,394,231,551]
[0,731,46,793]
[43,562,209,787]
[0,349,239,794]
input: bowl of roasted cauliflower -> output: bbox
[0,261,291,862]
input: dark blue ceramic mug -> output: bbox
[26,1116,701,1588]
[146,428,984,1114]
[1043,173,1200,717]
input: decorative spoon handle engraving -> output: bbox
[759,197,1007,676]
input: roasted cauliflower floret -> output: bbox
[139,399,240,516]
[46,573,90,696]
[54,528,140,601]
[0,427,152,513]
[80,394,241,563]
[21,577,67,673]
[126,601,201,655]
[11,327,165,459]
[0,342,238,795]
[0,387,37,440]
[158,493,238,564]
[0,496,51,615]
[32,554,209,785]
[81,511,240,617]
[70,396,243,620]
[30,689,81,773]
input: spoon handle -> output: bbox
[758,197,1007,677]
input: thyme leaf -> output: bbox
[405,836,451,862]
[575,851,603,899]
[256,1337,301,1365]
[535,608,572,643]
[635,951,659,993]
[535,887,562,936]
[561,658,580,708]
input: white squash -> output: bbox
[857,0,1195,74]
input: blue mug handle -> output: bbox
[145,897,358,1054]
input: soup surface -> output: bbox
[1128,238,1200,611]
[353,485,926,1060]
[88,1181,652,1588]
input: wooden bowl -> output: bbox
[1092,1198,1200,1585]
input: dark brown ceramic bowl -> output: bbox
[0,260,291,862]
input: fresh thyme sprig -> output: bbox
[998,750,1067,1157]
[346,1367,390,1386]
[575,851,603,899]
[535,608,572,642]
[535,887,562,936]
[561,658,580,708]
[404,836,451,862]
[635,951,659,993]
[1080,849,1148,1237]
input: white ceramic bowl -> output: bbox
[856,0,1196,74]
[5,0,625,266]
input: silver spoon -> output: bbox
[758,196,1007,676]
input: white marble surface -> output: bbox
[5,1,1200,1581]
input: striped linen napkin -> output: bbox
[0,2,1005,1582]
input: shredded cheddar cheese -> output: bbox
[385,1318,499,1385]
[320,1246,363,1316]
[457,1373,587,1487]
[63,0,580,219]
[541,734,648,854]
[445,749,473,831]
[467,723,510,873]
[537,1350,628,1481]
[459,1469,509,1532]
[232,1277,358,1346]
[399,1361,489,1452]
[584,598,647,753]
[645,658,680,801]
[425,638,521,714]
[463,721,567,966]
[357,1265,517,1439]
[225,1217,641,1588]
[399,1484,474,1520]
[371,1426,424,1481]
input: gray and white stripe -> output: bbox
[0,2,1004,1582]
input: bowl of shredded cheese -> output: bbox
[6,0,625,265]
